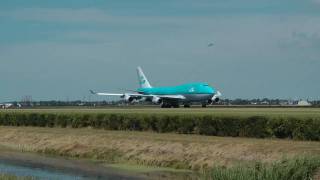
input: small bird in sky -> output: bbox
[208,43,214,47]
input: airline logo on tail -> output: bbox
[137,66,152,88]
[139,76,146,85]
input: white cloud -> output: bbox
[312,0,320,4]
[0,8,114,23]
[0,7,194,25]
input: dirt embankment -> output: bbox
[0,126,319,170]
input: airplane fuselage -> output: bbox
[137,82,215,103]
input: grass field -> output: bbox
[0,126,319,179]
[0,108,319,179]
[2,107,320,118]
[0,126,319,170]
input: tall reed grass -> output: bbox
[205,156,320,180]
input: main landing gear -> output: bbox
[183,104,191,108]
[160,103,208,108]
[161,102,179,108]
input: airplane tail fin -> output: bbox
[137,66,152,88]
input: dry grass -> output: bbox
[314,169,320,180]
[0,174,36,180]
[0,126,319,171]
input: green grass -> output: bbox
[205,156,320,180]
[2,107,320,118]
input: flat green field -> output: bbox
[1,107,320,118]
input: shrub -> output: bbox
[0,112,319,141]
[177,116,195,134]
[195,116,217,136]
[239,116,271,138]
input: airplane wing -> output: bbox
[90,90,123,96]
[90,90,152,98]
[90,90,185,100]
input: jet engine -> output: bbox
[209,91,222,104]
[208,97,219,104]
[123,94,134,103]
[152,96,162,104]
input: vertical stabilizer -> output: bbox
[137,66,152,88]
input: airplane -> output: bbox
[90,67,221,108]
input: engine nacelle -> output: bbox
[152,96,162,104]
[209,91,222,104]
[208,97,220,104]
[209,97,220,104]
[123,94,134,103]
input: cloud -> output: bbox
[291,32,320,48]
[0,7,194,25]
[0,7,215,36]
[0,8,113,23]
[278,31,320,64]
[312,0,320,4]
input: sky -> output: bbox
[0,0,320,101]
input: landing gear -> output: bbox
[161,102,174,108]
[184,104,191,108]
[161,103,169,108]
[172,103,180,108]
[161,102,180,108]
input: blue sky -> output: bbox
[0,0,320,101]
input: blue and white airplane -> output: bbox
[90,67,221,108]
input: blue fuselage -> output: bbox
[137,82,215,103]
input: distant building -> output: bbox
[279,100,288,106]
[297,100,311,106]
